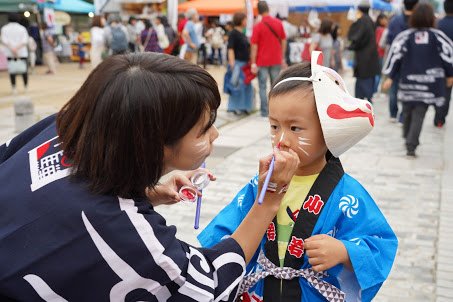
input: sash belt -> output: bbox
[237,252,345,302]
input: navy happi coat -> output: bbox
[0,115,245,301]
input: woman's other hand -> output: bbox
[146,169,216,206]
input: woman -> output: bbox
[0,53,299,300]
[127,16,139,53]
[158,16,177,55]
[40,23,58,74]
[1,13,29,94]
[90,15,105,68]
[374,13,388,94]
[154,16,170,52]
[140,19,161,53]
[331,24,343,73]
[383,3,453,157]
[310,19,333,67]
[226,12,254,115]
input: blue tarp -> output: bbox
[289,0,393,12]
[38,0,94,14]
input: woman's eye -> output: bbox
[291,126,302,131]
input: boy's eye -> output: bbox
[270,125,278,130]
[291,126,302,131]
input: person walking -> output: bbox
[126,16,139,53]
[310,18,333,67]
[434,0,453,127]
[347,0,380,103]
[0,53,299,301]
[386,0,419,122]
[40,23,57,75]
[1,13,29,94]
[382,3,453,157]
[104,14,129,56]
[226,12,254,115]
[250,1,287,117]
[206,20,225,65]
[90,16,105,68]
[331,24,344,73]
[140,20,161,53]
[182,8,200,64]
[374,13,388,95]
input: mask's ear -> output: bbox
[310,51,375,157]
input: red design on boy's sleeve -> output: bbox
[302,194,324,215]
[266,222,276,241]
[327,103,374,127]
[288,236,305,258]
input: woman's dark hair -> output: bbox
[319,19,333,35]
[404,0,419,11]
[409,3,435,28]
[92,15,103,28]
[7,13,20,23]
[144,19,153,29]
[56,53,220,198]
[233,12,246,27]
[128,16,136,25]
[445,0,453,15]
[158,16,169,27]
[375,13,388,28]
[269,62,313,99]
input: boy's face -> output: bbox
[269,88,328,176]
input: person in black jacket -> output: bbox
[347,1,380,103]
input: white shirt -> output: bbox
[1,22,29,58]
[90,26,105,48]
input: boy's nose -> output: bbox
[210,125,219,142]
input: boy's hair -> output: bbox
[269,62,313,99]
[56,53,220,199]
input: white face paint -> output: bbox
[298,137,311,156]
[193,140,209,156]
[270,134,276,146]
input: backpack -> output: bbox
[110,26,128,53]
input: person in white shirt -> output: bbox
[1,13,29,94]
[90,15,105,68]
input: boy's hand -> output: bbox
[305,234,351,272]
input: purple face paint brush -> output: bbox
[193,162,207,229]
[258,133,284,205]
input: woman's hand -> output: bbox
[305,234,352,272]
[146,169,216,207]
[382,78,393,91]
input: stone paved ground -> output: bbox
[1,64,451,301]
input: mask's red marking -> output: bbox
[327,104,374,127]
[317,53,324,65]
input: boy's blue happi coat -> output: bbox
[199,158,397,302]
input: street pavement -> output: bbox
[1,62,452,302]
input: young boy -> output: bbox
[198,52,398,302]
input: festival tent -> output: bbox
[178,0,258,16]
[0,0,35,12]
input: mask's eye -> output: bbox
[335,80,340,85]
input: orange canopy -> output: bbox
[178,0,258,16]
